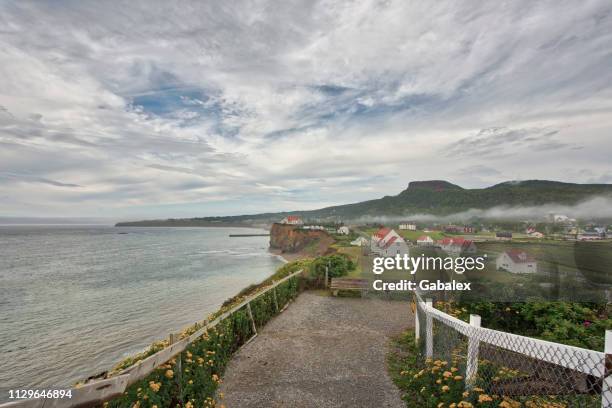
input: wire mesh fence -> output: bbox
[415,291,610,408]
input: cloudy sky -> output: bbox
[1,1,612,219]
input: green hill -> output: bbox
[116,180,612,226]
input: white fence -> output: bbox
[415,291,612,408]
[0,269,304,408]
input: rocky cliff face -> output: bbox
[269,223,333,254]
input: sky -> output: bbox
[1,0,612,220]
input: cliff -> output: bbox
[269,223,334,256]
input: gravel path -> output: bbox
[218,292,412,407]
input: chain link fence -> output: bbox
[415,291,611,408]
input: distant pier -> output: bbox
[229,233,270,237]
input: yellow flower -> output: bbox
[438,403,445,408]
[454,375,463,381]
[436,379,442,384]
[478,394,493,403]
[462,391,469,398]
[185,402,193,408]
[148,381,161,392]
[473,387,484,393]
[442,385,450,392]
[188,380,193,384]
[212,374,220,382]
[451,367,458,372]
[165,369,174,379]
[457,402,473,408]
[443,371,452,378]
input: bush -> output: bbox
[442,301,611,350]
[310,254,355,279]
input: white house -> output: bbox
[528,231,544,239]
[416,235,434,246]
[496,250,537,274]
[437,237,477,255]
[350,237,369,246]
[371,227,409,257]
[399,222,417,231]
[337,226,350,235]
[280,216,303,225]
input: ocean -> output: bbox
[0,225,282,401]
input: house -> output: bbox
[416,235,434,246]
[548,213,577,225]
[496,249,537,274]
[350,237,369,247]
[399,222,417,231]
[528,231,544,239]
[578,231,604,241]
[281,216,303,225]
[496,231,512,241]
[443,225,462,233]
[463,226,476,234]
[437,237,477,255]
[303,225,325,230]
[371,228,409,257]
[337,226,350,235]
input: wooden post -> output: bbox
[425,298,433,359]
[168,333,183,405]
[325,265,329,288]
[603,330,612,408]
[466,314,481,388]
[246,302,257,335]
[272,283,279,312]
[414,298,420,344]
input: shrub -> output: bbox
[309,254,355,279]
[444,301,611,350]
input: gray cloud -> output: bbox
[0,172,81,188]
[0,0,611,217]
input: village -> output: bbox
[278,214,612,277]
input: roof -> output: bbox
[417,235,432,241]
[438,237,474,249]
[505,249,535,263]
[286,215,301,221]
[438,237,465,245]
[382,236,398,248]
[374,227,391,239]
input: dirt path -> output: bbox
[218,292,412,407]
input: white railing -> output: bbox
[1,269,304,408]
[414,291,612,408]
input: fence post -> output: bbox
[325,266,329,288]
[425,298,433,359]
[603,330,612,408]
[414,296,420,344]
[246,302,257,335]
[465,314,481,388]
[272,283,279,312]
[168,333,183,405]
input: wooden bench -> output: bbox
[330,278,369,296]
